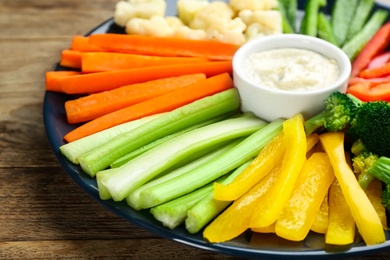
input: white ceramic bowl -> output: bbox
[233,34,351,122]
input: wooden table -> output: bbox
[1,0,390,259]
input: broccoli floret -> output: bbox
[353,152,390,190]
[351,139,368,156]
[304,91,358,136]
[352,152,379,190]
[352,101,390,157]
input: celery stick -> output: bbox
[110,113,234,168]
[346,0,374,41]
[342,9,389,60]
[79,89,241,176]
[138,118,284,209]
[60,113,164,164]
[126,139,242,210]
[278,0,295,33]
[96,168,115,200]
[331,0,358,46]
[185,160,253,234]
[98,115,268,201]
[150,181,215,229]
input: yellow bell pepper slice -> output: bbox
[275,152,335,241]
[366,179,387,230]
[319,132,385,246]
[213,132,285,201]
[249,114,307,228]
[326,178,355,245]
[203,163,282,243]
[311,193,329,234]
[251,222,276,233]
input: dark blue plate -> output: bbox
[43,1,390,258]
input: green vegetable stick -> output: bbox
[78,89,241,176]
[150,180,215,230]
[126,139,242,210]
[342,9,389,60]
[279,0,297,31]
[110,113,234,168]
[346,0,374,41]
[300,0,327,36]
[278,0,295,33]
[331,0,359,46]
[99,115,268,201]
[185,160,253,234]
[317,12,338,46]
[138,118,284,209]
[59,113,164,164]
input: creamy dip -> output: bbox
[242,48,340,91]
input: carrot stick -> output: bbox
[60,50,82,69]
[70,35,107,52]
[88,34,240,60]
[64,73,234,142]
[59,61,232,94]
[359,62,390,78]
[81,52,209,73]
[45,71,81,92]
[65,73,206,124]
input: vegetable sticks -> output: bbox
[65,73,206,123]
[45,71,81,92]
[60,50,82,69]
[88,34,240,60]
[58,61,232,94]
[70,35,107,52]
[64,73,233,143]
[81,52,209,73]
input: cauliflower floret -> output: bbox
[206,17,247,45]
[125,16,175,37]
[229,0,278,13]
[241,10,283,41]
[174,26,207,40]
[189,1,234,30]
[114,0,167,27]
[177,0,210,26]
[165,16,185,30]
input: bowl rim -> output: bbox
[232,34,351,96]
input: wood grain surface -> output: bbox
[1,0,390,259]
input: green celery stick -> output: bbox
[59,113,164,164]
[126,139,243,210]
[138,118,284,209]
[342,9,389,60]
[96,168,115,200]
[110,113,234,168]
[150,180,216,230]
[278,0,295,33]
[346,0,374,41]
[78,88,241,176]
[300,0,327,36]
[98,115,268,201]
[279,0,297,32]
[317,12,338,46]
[185,160,253,234]
[331,0,359,46]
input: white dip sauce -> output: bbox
[242,48,340,91]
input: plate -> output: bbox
[43,1,390,258]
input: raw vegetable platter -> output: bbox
[43,0,390,259]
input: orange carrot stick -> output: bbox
[88,34,240,60]
[65,73,206,123]
[45,71,81,92]
[81,52,209,73]
[59,61,232,94]
[359,62,390,78]
[60,50,82,69]
[70,35,107,52]
[64,73,234,142]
